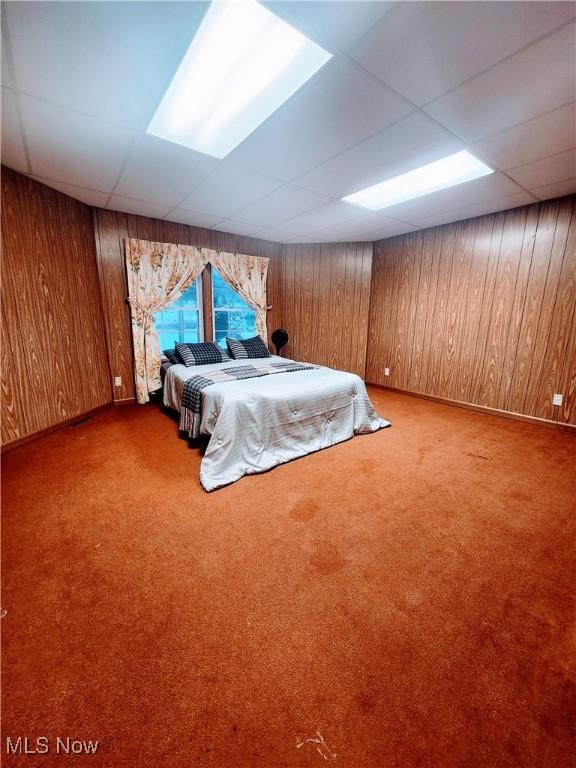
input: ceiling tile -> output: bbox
[178,165,282,219]
[472,103,576,170]
[285,235,337,244]
[1,32,13,88]
[281,200,375,235]
[507,149,576,189]
[164,208,223,229]
[295,111,463,197]
[370,171,526,223]
[531,178,576,201]
[254,226,310,243]
[227,56,413,180]
[311,233,374,243]
[310,213,406,241]
[363,221,420,241]
[1,87,28,173]
[233,185,331,227]
[28,176,110,208]
[408,191,536,229]
[20,93,134,191]
[107,195,172,219]
[424,23,576,143]
[349,2,575,105]
[115,134,218,207]
[261,1,396,53]
[3,1,209,129]
[213,220,264,237]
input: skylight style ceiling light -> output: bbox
[342,150,494,211]
[147,0,332,158]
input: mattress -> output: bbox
[163,356,390,491]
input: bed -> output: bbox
[162,355,390,491]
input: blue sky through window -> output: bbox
[154,277,202,351]
[212,268,256,349]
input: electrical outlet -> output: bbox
[384,367,390,377]
[552,393,563,406]
[114,376,122,387]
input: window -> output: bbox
[212,267,256,349]
[152,269,257,351]
[154,277,203,350]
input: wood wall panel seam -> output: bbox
[91,207,116,401]
[555,204,576,424]
[467,212,505,406]
[498,205,540,412]
[1,275,29,441]
[522,200,571,418]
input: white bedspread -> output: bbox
[163,356,389,491]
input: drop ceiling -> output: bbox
[2,1,575,243]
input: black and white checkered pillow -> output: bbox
[175,342,230,367]
[162,348,180,365]
[226,335,270,359]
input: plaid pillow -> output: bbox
[175,342,230,367]
[162,348,180,365]
[226,335,270,359]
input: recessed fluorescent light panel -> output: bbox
[147,0,332,158]
[342,150,494,211]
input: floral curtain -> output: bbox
[125,239,209,404]
[210,250,269,343]
[125,239,270,404]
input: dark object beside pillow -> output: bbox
[271,328,289,355]
[227,335,270,359]
[162,348,180,365]
[175,342,230,367]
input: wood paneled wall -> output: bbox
[280,243,373,376]
[92,209,283,402]
[3,165,574,442]
[1,169,111,446]
[366,196,576,425]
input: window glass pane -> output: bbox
[212,268,257,347]
[229,309,256,332]
[171,282,198,309]
[181,328,200,344]
[212,268,251,309]
[153,277,202,348]
[214,310,230,332]
[156,322,179,336]
[159,332,178,350]
[181,313,199,330]
[157,309,179,327]
[215,330,228,347]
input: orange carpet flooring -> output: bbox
[1,389,575,767]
